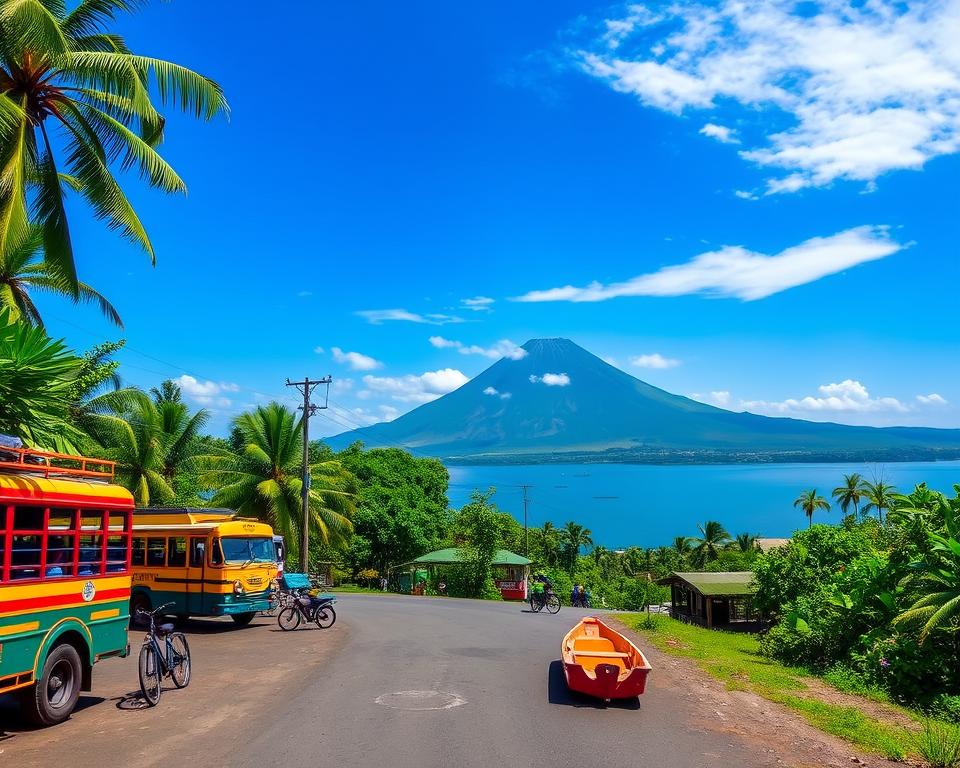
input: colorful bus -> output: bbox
[131,508,277,625]
[0,443,134,726]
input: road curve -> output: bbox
[229,594,768,768]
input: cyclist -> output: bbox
[529,573,547,610]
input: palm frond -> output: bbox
[0,0,70,59]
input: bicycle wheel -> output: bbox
[278,605,302,631]
[531,596,543,613]
[138,643,161,706]
[546,594,561,614]
[169,633,191,689]
[314,605,336,629]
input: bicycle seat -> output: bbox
[157,623,175,635]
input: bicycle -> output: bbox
[136,602,191,706]
[530,589,561,614]
[277,590,337,630]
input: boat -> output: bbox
[561,616,652,701]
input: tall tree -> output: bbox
[672,535,692,566]
[453,489,504,599]
[560,521,593,571]
[0,224,121,327]
[862,479,897,524]
[735,532,758,552]
[794,488,830,528]
[150,380,207,483]
[690,521,731,567]
[832,473,866,520]
[0,0,228,289]
[198,403,356,558]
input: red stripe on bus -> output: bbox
[0,588,129,614]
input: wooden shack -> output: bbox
[658,571,763,631]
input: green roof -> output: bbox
[669,571,756,596]
[405,548,532,567]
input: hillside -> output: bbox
[327,338,960,463]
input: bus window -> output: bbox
[0,532,5,581]
[78,533,103,575]
[46,535,75,577]
[131,538,145,566]
[49,508,77,531]
[146,538,165,567]
[106,534,127,572]
[210,538,223,566]
[81,510,104,530]
[190,538,205,567]
[13,506,43,531]
[167,537,186,567]
[11,534,42,579]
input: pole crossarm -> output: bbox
[285,375,332,572]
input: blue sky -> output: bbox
[39,0,960,436]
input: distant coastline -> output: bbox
[441,446,960,466]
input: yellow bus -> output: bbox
[131,508,277,625]
[0,442,134,725]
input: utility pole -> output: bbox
[520,485,532,557]
[285,375,332,572]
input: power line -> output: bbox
[285,376,332,572]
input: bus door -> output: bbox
[187,537,207,614]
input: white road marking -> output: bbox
[373,690,467,711]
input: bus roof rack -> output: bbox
[136,507,238,516]
[0,435,116,481]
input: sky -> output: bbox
[39,0,960,437]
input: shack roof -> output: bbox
[660,571,756,596]
[403,548,532,568]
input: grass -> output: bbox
[619,614,914,761]
[328,584,384,594]
[916,720,960,768]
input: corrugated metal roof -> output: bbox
[405,548,532,567]
[670,571,756,596]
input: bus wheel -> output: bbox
[231,612,256,626]
[130,593,151,628]
[21,643,82,726]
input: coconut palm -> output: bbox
[0,0,228,289]
[735,532,758,552]
[832,473,866,520]
[894,527,960,642]
[672,535,692,565]
[560,521,593,571]
[0,225,121,327]
[862,479,897,524]
[690,521,731,567]
[197,403,357,558]
[150,381,207,483]
[794,489,830,528]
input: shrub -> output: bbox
[916,720,960,768]
[932,696,960,725]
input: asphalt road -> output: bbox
[229,594,766,768]
[2,594,773,768]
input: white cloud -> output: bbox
[429,336,528,360]
[579,1,960,192]
[331,347,383,371]
[356,308,464,325]
[700,122,739,144]
[173,375,240,408]
[631,353,681,369]
[461,296,495,312]
[483,386,512,400]
[691,380,952,423]
[313,346,325,354]
[336,404,402,427]
[734,190,758,201]
[514,226,902,303]
[529,372,571,387]
[361,368,469,403]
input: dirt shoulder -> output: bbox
[0,615,346,768]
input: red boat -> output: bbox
[561,616,652,701]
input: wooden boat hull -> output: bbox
[561,616,651,700]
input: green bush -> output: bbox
[931,695,960,725]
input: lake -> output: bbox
[445,461,960,548]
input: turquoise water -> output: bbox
[445,461,960,548]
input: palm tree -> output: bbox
[560,521,593,571]
[862,479,897,524]
[0,0,228,289]
[591,544,608,567]
[735,532,758,552]
[672,535,692,566]
[894,528,960,642]
[151,381,208,483]
[197,403,357,559]
[832,473,865,520]
[690,521,731,567]
[794,489,830,528]
[87,391,174,506]
[0,225,121,327]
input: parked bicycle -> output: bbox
[137,602,191,706]
[277,591,337,630]
[530,589,561,614]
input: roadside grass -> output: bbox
[619,614,916,761]
[328,584,384,594]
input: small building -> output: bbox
[658,571,763,631]
[756,537,790,553]
[398,548,532,600]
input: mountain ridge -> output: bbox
[326,338,960,463]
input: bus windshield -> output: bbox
[219,537,275,564]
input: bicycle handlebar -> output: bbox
[136,601,175,617]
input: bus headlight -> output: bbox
[233,580,244,595]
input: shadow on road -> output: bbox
[546,660,641,710]
[0,693,106,734]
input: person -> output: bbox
[379,576,387,592]
[438,580,447,595]
[580,585,591,609]
[529,574,545,610]
[570,585,579,607]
